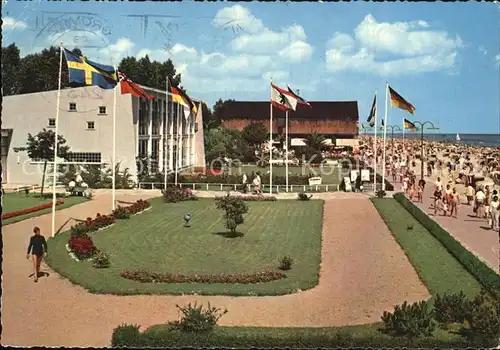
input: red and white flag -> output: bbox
[271,83,297,111]
[118,72,155,100]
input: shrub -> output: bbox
[407,224,414,230]
[393,193,500,292]
[214,195,249,233]
[88,213,115,231]
[111,324,142,347]
[112,206,131,219]
[376,190,386,198]
[434,291,471,325]
[68,233,98,260]
[70,221,91,236]
[24,187,30,195]
[1,200,64,220]
[278,255,293,270]
[126,199,151,214]
[468,289,500,344]
[162,185,197,203]
[168,302,228,333]
[92,251,110,268]
[297,192,312,201]
[381,300,436,338]
[120,269,286,284]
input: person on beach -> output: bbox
[484,185,492,220]
[417,178,425,203]
[26,227,48,283]
[490,194,499,231]
[474,187,486,218]
[450,188,460,218]
[434,186,443,215]
[466,183,475,205]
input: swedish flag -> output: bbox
[63,48,117,89]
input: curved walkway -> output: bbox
[1,190,430,347]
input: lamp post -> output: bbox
[411,120,440,180]
[385,125,402,159]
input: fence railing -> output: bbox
[137,182,340,193]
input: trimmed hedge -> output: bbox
[393,193,500,292]
[111,324,480,348]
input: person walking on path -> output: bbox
[26,227,48,283]
[490,194,499,231]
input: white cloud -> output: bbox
[495,54,500,67]
[99,37,135,65]
[325,14,463,76]
[212,4,264,34]
[262,70,290,82]
[478,46,488,55]
[279,41,313,63]
[2,17,27,30]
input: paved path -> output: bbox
[385,162,499,273]
[1,190,430,347]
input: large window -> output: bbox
[138,139,148,157]
[31,152,102,163]
[139,100,148,135]
[151,139,159,159]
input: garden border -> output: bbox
[393,193,500,292]
[2,199,64,220]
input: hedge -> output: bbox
[111,324,479,348]
[393,193,500,292]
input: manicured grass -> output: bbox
[371,198,482,299]
[2,193,88,225]
[186,165,348,184]
[45,197,324,295]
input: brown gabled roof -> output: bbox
[221,101,359,122]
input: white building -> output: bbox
[1,85,206,185]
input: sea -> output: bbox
[363,133,500,148]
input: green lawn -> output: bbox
[45,197,324,295]
[186,165,349,185]
[371,198,482,299]
[2,192,88,225]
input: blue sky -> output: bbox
[2,0,500,134]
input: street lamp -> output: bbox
[385,124,402,158]
[411,120,440,180]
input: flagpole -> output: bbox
[164,78,169,190]
[111,68,118,211]
[51,42,64,238]
[175,103,180,185]
[373,89,378,192]
[381,82,389,191]
[269,81,273,195]
[285,109,289,191]
[402,119,405,152]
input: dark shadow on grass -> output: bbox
[213,231,244,238]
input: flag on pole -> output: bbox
[367,94,377,127]
[403,118,417,130]
[271,83,298,111]
[63,48,117,89]
[388,86,415,114]
[167,78,198,118]
[381,118,385,127]
[118,72,155,100]
[287,86,311,108]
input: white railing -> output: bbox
[137,182,339,193]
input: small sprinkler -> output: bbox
[184,213,192,227]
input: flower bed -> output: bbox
[1,199,64,220]
[67,199,151,262]
[214,195,277,201]
[120,269,286,284]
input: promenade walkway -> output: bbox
[1,189,429,346]
[385,162,499,273]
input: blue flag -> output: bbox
[63,48,117,89]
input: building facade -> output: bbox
[1,85,206,185]
[220,101,359,145]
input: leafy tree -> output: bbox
[1,43,21,96]
[200,101,213,129]
[26,129,71,196]
[215,195,249,234]
[211,98,235,127]
[241,122,268,149]
[304,132,327,151]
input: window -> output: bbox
[98,106,107,115]
[69,102,76,111]
[87,121,95,130]
[48,118,56,127]
[138,140,148,157]
[152,139,159,159]
[68,152,102,163]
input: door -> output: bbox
[1,129,12,184]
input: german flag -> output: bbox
[168,78,198,114]
[389,86,415,114]
[403,118,417,130]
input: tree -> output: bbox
[296,132,327,164]
[200,101,213,129]
[241,122,268,149]
[304,132,327,150]
[1,43,21,96]
[215,195,249,234]
[211,99,235,128]
[26,129,71,196]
